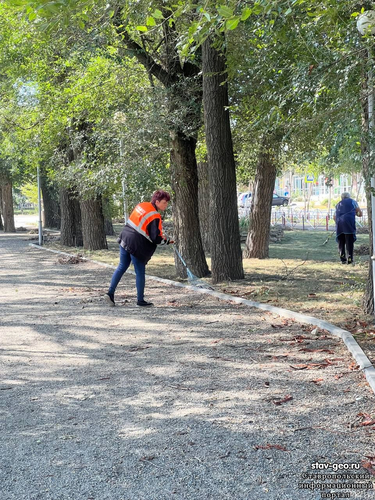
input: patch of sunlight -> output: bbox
[118,426,155,438]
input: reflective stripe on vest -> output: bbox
[127,202,162,242]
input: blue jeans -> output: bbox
[108,246,146,301]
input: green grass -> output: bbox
[46,228,372,329]
[269,230,369,262]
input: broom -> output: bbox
[173,246,213,290]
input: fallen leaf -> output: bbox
[254,443,288,451]
[360,419,375,426]
[311,379,324,384]
[280,335,313,343]
[268,354,289,360]
[362,456,375,475]
[357,412,375,426]
[140,455,156,462]
[127,346,150,352]
[299,348,334,354]
[349,362,360,371]
[273,395,293,405]
[306,362,330,369]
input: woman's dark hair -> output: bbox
[151,190,171,204]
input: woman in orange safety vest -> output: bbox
[105,190,173,307]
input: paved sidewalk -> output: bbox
[0,234,374,500]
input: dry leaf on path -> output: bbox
[362,456,375,475]
[273,395,293,405]
[254,443,288,451]
[299,348,334,354]
[310,379,324,384]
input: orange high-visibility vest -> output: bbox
[127,202,164,242]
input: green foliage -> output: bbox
[0,0,372,212]
[20,182,39,204]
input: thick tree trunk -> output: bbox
[0,177,16,232]
[197,161,210,253]
[80,197,108,250]
[118,24,208,279]
[171,133,209,278]
[41,175,61,229]
[60,188,83,247]
[244,136,278,259]
[202,36,244,283]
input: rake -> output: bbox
[321,230,336,246]
[173,246,213,290]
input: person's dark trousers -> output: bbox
[337,233,355,263]
[108,246,146,301]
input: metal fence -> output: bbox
[239,206,369,231]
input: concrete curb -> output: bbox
[30,243,375,395]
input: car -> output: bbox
[272,194,289,206]
[238,192,252,207]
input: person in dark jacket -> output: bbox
[334,192,362,265]
[105,190,173,307]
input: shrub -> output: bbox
[239,216,250,233]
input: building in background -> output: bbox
[274,172,365,203]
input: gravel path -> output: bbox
[1,234,374,500]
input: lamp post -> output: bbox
[357,11,375,312]
[120,137,128,222]
[37,164,43,246]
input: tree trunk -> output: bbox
[41,174,61,229]
[104,218,115,236]
[197,161,210,253]
[118,24,208,279]
[202,36,244,283]
[103,197,115,236]
[361,56,374,314]
[171,133,209,277]
[0,188,4,231]
[60,188,83,247]
[363,185,374,313]
[80,197,108,250]
[0,176,16,232]
[244,135,278,259]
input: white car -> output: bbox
[238,192,252,207]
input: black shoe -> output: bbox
[105,293,115,307]
[137,300,153,307]
[347,258,354,266]
[341,261,347,264]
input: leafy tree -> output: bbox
[10,0,210,275]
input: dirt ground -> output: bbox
[1,233,375,500]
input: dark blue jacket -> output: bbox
[335,197,358,241]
